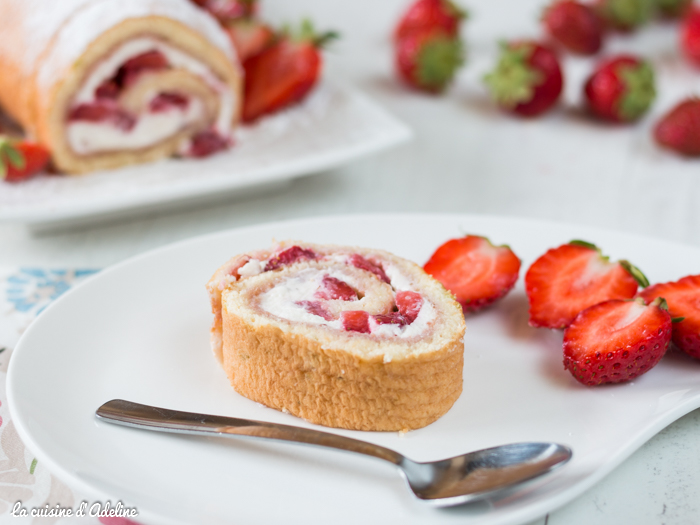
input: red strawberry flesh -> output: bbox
[341,310,371,333]
[296,300,333,321]
[1,141,51,183]
[315,275,358,301]
[117,50,170,88]
[526,243,640,329]
[68,102,136,131]
[265,246,317,271]
[348,254,390,283]
[563,298,672,385]
[149,93,190,113]
[396,290,423,323]
[424,235,520,313]
[187,130,232,158]
[242,39,321,123]
[638,275,700,359]
[372,312,408,326]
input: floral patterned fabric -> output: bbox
[0,268,141,525]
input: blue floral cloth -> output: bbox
[0,268,140,524]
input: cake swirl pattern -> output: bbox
[207,241,466,431]
[0,0,241,174]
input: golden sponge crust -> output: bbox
[222,309,464,431]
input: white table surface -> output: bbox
[1,0,699,524]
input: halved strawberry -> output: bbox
[0,137,51,183]
[242,20,337,123]
[225,20,275,62]
[525,240,647,329]
[563,297,672,385]
[424,235,521,313]
[638,275,700,359]
[394,0,467,41]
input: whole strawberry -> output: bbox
[526,240,648,329]
[595,0,654,30]
[638,275,700,359]
[395,27,464,93]
[654,98,700,156]
[680,6,700,67]
[242,21,337,123]
[543,1,605,55]
[657,0,692,18]
[0,137,50,183]
[563,297,672,386]
[484,41,563,117]
[584,55,656,122]
[394,0,466,40]
[423,235,521,313]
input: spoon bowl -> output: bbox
[96,399,572,507]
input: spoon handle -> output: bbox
[96,399,405,465]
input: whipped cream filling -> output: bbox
[68,98,205,154]
[258,264,435,339]
[69,37,234,154]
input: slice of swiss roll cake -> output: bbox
[207,241,466,432]
[0,0,241,174]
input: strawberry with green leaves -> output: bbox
[242,20,337,123]
[484,41,563,117]
[654,98,700,156]
[394,0,467,40]
[525,240,648,329]
[563,297,672,386]
[584,55,656,122]
[595,0,654,31]
[424,235,521,313]
[543,0,605,56]
[0,137,50,183]
[638,275,700,359]
[395,27,464,93]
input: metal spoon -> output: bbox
[96,399,572,507]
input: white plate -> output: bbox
[8,214,700,525]
[0,83,410,229]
